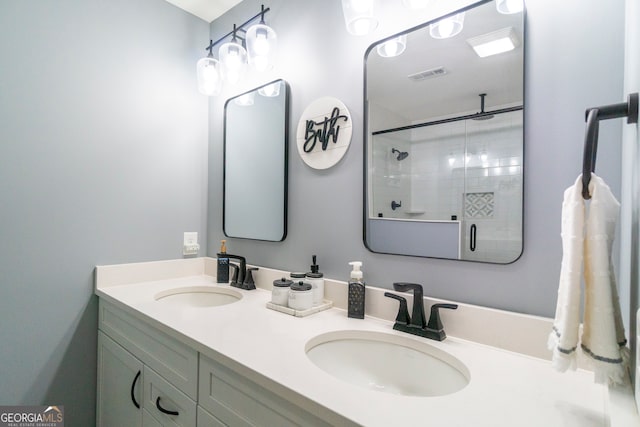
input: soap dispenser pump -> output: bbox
[217,240,229,284]
[348,261,365,319]
[306,255,325,306]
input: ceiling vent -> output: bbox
[407,66,448,82]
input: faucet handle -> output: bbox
[427,303,458,340]
[229,263,239,284]
[242,267,258,290]
[384,292,410,325]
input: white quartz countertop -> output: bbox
[93,262,634,427]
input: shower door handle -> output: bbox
[470,224,477,252]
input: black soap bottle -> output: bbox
[217,240,229,283]
[347,261,365,319]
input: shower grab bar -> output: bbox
[582,92,638,199]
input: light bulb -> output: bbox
[254,33,269,56]
[227,50,241,69]
[196,57,222,96]
[258,81,281,97]
[341,0,378,36]
[219,41,247,85]
[429,12,465,39]
[377,35,407,58]
[438,20,454,37]
[234,92,255,106]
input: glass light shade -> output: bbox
[377,35,407,58]
[402,0,430,9]
[246,24,277,72]
[341,0,379,36]
[496,0,523,14]
[219,41,247,85]
[234,91,255,106]
[196,57,222,96]
[429,12,465,39]
[258,81,281,97]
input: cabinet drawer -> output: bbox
[99,300,198,399]
[199,355,332,427]
[143,366,197,427]
[196,407,226,427]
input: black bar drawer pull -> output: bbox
[156,396,179,416]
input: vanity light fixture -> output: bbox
[429,12,465,39]
[341,0,379,36]
[197,5,276,96]
[466,26,520,58]
[377,35,407,58]
[496,0,524,15]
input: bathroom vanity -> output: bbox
[95,257,638,426]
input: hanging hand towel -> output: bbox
[548,174,629,385]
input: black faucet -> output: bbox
[384,282,458,341]
[226,254,258,290]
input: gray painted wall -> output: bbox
[0,0,208,424]
[207,0,625,318]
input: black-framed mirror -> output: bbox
[364,0,524,263]
[223,79,289,241]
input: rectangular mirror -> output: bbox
[224,79,289,241]
[364,0,524,263]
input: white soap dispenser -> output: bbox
[348,261,365,319]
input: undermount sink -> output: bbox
[154,286,241,308]
[305,330,469,397]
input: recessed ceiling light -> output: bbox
[467,27,520,58]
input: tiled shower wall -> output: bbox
[371,111,523,262]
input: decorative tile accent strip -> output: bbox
[465,192,494,218]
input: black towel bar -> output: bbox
[582,92,639,199]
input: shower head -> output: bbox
[391,148,409,161]
[472,93,494,121]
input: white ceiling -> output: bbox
[163,0,243,22]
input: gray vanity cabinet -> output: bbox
[97,299,352,427]
[97,301,198,427]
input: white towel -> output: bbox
[548,174,629,385]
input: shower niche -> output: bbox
[364,0,524,263]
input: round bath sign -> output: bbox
[296,97,352,169]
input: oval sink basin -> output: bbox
[306,330,469,397]
[154,286,241,308]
